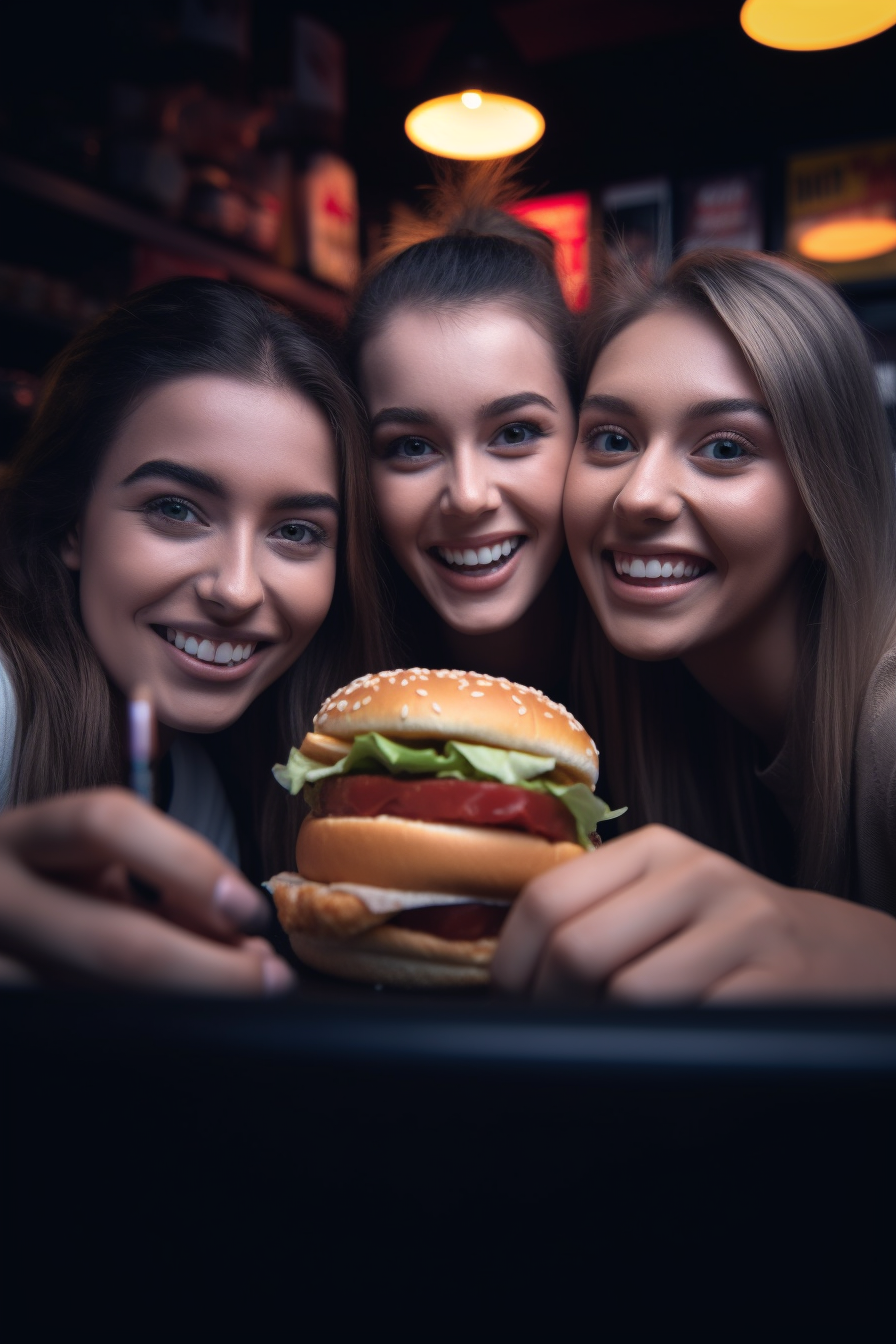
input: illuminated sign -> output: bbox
[508,192,591,311]
[787,140,896,279]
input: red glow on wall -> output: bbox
[507,191,591,311]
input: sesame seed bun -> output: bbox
[313,668,599,788]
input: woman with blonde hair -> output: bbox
[493,248,896,1000]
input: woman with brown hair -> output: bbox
[0,277,386,988]
[345,164,580,701]
[493,249,896,1000]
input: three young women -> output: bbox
[0,278,386,989]
[494,249,896,1000]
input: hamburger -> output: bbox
[267,669,622,988]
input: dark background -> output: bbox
[2,1,896,449]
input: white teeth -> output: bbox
[166,628,256,666]
[614,553,705,581]
[437,537,522,567]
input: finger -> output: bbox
[0,861,296,994]
[492,825,692,993]
[606,902,768,1004]
[529,858,707,999]
[0,790,269,941]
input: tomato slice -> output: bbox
[316,775,578,844]
[391,903,508,941]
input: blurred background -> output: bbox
[3,0,896,459]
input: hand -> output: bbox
[492,824,896,1002]
[0,788,297,994]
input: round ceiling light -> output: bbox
[797,217,896,262]
[741,0,896,50]
[404,90,545,160]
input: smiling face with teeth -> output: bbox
[61,376,340,734]
[565,306,816,680]
[361,303,576,636]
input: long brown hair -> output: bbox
[573,249,896,896]
[0,278,388,873]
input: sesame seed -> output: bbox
[336,699,347,711]
[319,713,329,723]
[401,704,408,719]
[416,688,428,697]
[511,695,522,705]
[432,703,442,714]
[401,679,408,686]
[518,706,527,715]
[471,691,484,698]
[353,701,361,710]
[544,711,553,718]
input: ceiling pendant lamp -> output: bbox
[403,11,545,161]
[740,0,896,51]
[404,90,545,160]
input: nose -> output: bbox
[439,445,502,518]
[611,444,683,528]
[195,524,265,616]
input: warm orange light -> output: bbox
[741,0,896,51]
[405,91,545,161]
[798,217,896,261]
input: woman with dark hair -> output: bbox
[0,277,386,989]
[345,164,579,699]
[493,249,896,1000]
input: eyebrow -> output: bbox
[686,397,773,422]
[580,394,773,423]
[120,460,340,516]
[120,460,224,495]
[369,392,557,433]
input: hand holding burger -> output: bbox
[267,669,621,987]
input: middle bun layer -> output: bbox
[296,814,582,900]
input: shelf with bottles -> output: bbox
[0,152,347,326]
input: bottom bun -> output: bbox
[269,872,496,988]
[287,930,493,988]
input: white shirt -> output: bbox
[0,656,239,865]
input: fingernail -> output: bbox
[213,874,269,931]
[263,956,298,996]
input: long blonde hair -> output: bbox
[573,249,896,895]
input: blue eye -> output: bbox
[594,431,633,454]
[147,497,197,523]
[273,521,323,545]
[700,438,747,461]
[388,436,437,461]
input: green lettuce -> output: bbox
[273,732,625,850]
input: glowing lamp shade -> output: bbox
[741,0,896,51]
[404,90,545,161]
[798,218,896,262]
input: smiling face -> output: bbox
[62,375,340,733]
[360,302,576,635]
[564,304,816,667]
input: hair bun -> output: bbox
[373,158,556,275]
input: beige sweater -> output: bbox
[758,647,896,916]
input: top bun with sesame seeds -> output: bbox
[313,668,598,788]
